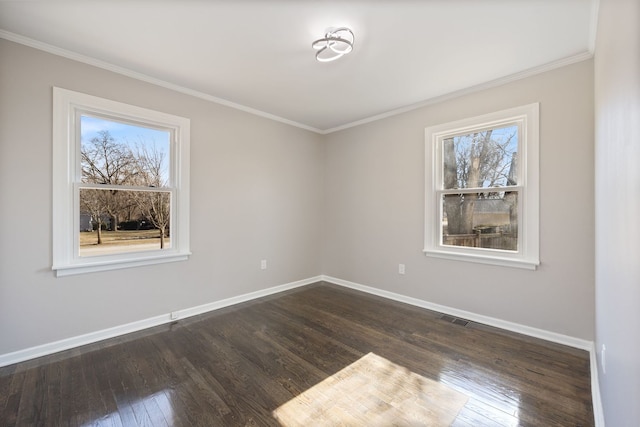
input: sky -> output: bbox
[80,115,171,182]
[81,115,170,148]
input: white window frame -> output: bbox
[424,103,539,270]
[52,87,190,276]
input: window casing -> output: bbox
[424,104,539,270]
[53,87,190,276]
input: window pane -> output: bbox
[441,191,518,251]
[79,188,171,257]
[442,125,518,189]
[80,115,171,187]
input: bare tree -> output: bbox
[505,152,518,235]
[136,192,170,248]
[82,131,137,185]
[443,137,463,234]
[132,143,171,249]
[79,189,106,244]
[80,131,137,240]
[443,129,516,235]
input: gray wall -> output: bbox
[595,0,640,425]
[0,39,324,354]
[323,60,595,340]
[0,38,596,359]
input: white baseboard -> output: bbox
[0,276,321,368]
[321,275,593,351]
[589,343,606,427]
[1,274,604,426]
[321,275,604,426]
[177,276,322,320]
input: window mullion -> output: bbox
[77,183,174,192]
[437,186,523,195]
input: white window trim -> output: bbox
[424,103,539,270]
[52,87,190,276]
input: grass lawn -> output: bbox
[80,229,165,247]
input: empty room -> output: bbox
[0,1,638,426]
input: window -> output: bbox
[53,88,190,276]
[424,104,539,269]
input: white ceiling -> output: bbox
[0,1,597,133]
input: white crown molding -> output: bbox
[2,30,594,136]
[322,51,594,134]
[0,276,322,368]
[0,30,323,134]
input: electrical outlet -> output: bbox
[261,259,267,270]
[399,264,405,275]
[170,311,179,321]
[601,344,606,374]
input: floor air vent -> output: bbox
[440,314,470,327]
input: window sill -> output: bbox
[423,249,539,270]
[53,252,191,277]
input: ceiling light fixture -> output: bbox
[312,27,354,62]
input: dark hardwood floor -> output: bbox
[0,282,594,426]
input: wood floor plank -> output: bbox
[15,367,42,426]
[1,369,25,427]
[158,324,281,425]
[452,398,520,427]
[80,349,119,426]
[272,284,594,425]
[0,282,594,426]
[57,354,86,427]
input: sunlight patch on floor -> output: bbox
[273,352,469,426]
